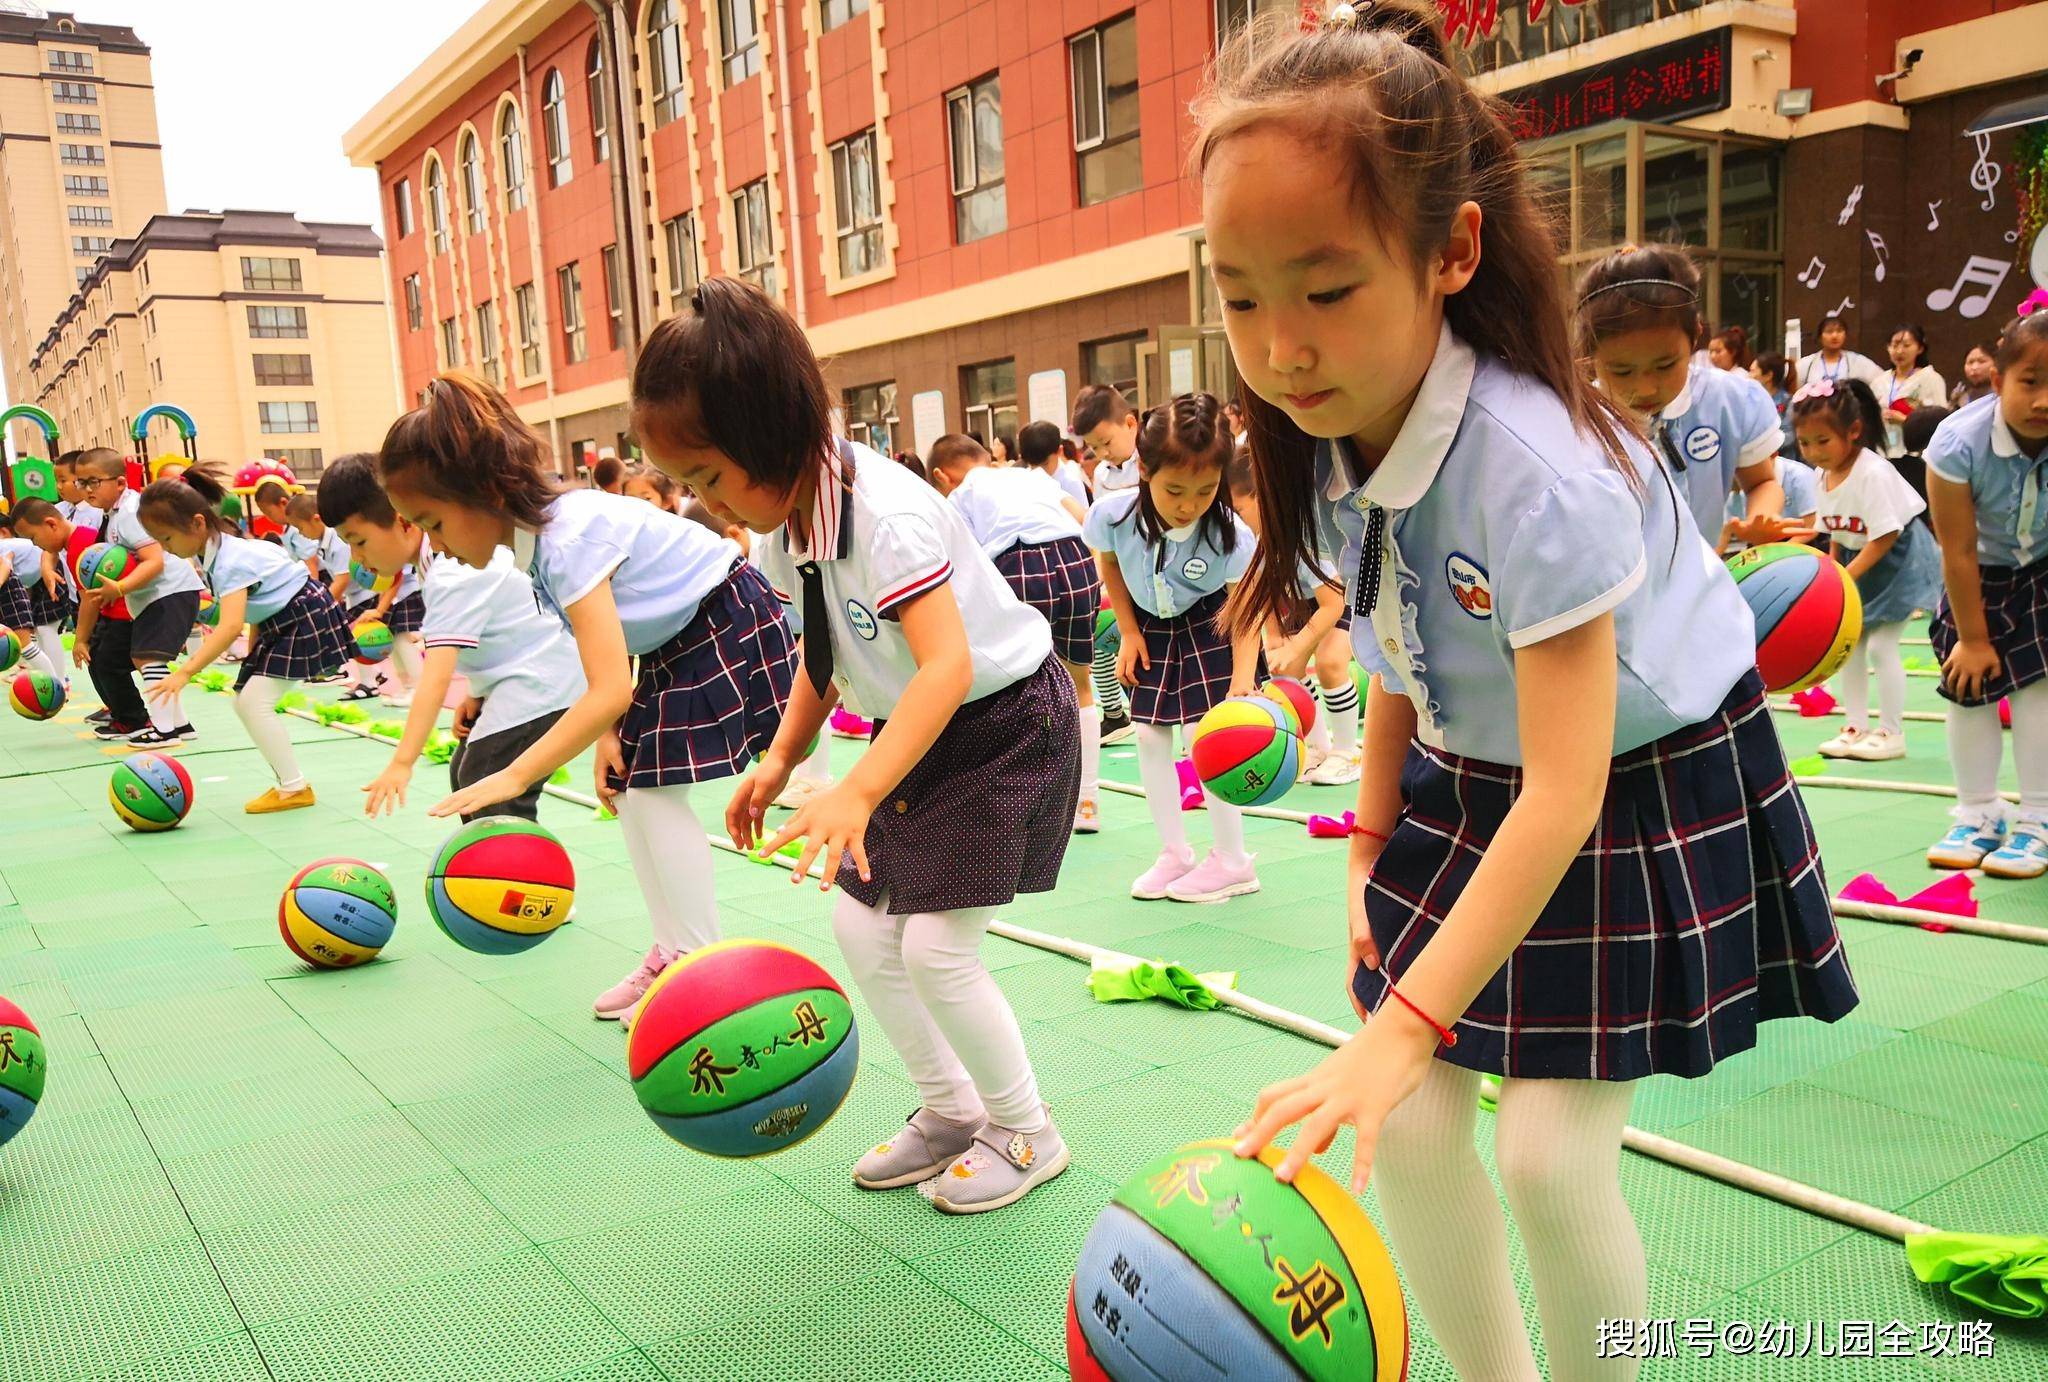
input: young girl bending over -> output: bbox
[138,468,353,812]
[1204,8,1858,1380]
[383,373,796,1021]
[1084,394,1265,902]
[647,277,1074,1214]
[1926,312,2048,877]
[1797,379,1942,763]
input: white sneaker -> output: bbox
[1131,846,1197,900]
[1305,747,1363,786]
[1841,727,1905,762]
[773,775,830,810]
[1297,742,1329,778]
[1072,798,1100,834]
[1816,727,1868,758]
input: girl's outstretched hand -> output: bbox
[760,784,873,893]
[726,755,791,851]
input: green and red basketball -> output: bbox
[109,752,194,832]
[1260,677,1318,739]
[1726,543,1863,693]
[626,940,859,1157]
[1191,696,1300,808]
[424,817,574,955]
[196,592,219,629]
[0,996,48,1150]
[8,667,63,721]
[1069,1141,1408,1381]
[0,630,20,674]
[281,858,397,968]
[351,618,393,665]
[76,542,132,589]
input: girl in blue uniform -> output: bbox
[1206,6,1857,1379]
[1084,393,1265,903]
[1926,312,2048,877]
[137,468,353,813]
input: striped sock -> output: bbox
[16,637,48,673]
[1091,640,1125,718]
[138,662,178,734]
[1322,678,1360,752]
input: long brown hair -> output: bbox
[378,372,561,528]
[1197,0,1634,637]
[139,463,236,536]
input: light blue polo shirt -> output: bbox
[1927,394,2048,568]
[201,533,310,625]
[0,537,45,600]
[1644,365,1785,544]
[1316,324,1758,764]
[1082,489,1255,618]
[1724,457,1822,545]
[511,487,742,656]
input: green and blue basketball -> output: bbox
[76,542,132,589]
[1190,695,1300,808]
[626,940,858,1157]
[196,592,219,628]
[109,752,194,832]
[425,818,574,955]
[0,996,47,1150]
[0,630,19,674]
[349,560,395,595]
[1726,543,1862,693]
[1068,1141,1408,1381]
[351,618,393,664]
[8,667,63,721]
[280,857,397,968]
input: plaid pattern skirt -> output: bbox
[26,577,72,629]
[994,536,1101,665]
[0,576,30,630]
[616,560,795,790]
[1351,671,1858,1080]
[839,655,1080,914]
[237,580,353,690]
[1128,589,1264,726]
[384,590,425,635]
[1929,556,2048,706]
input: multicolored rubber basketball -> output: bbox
[109,752,194,832]
[279,857,397,968]
[0,630,19,674]
[1260,677,1318,739]
[626,940,859,1157]
[351,618,393,664]
[349,560,395,595]
[1191,696,1300,809]
[1727,543,1863,693]
[196,592,219,629]
[424,818,574,954]
[1069,1141,1407,1381]
[8,667,63,721]
[0,996,47,1150]
[76,542,132,589]
[1095,605,1121,662]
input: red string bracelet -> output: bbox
[1349,822,1391,846]
[1381,981,1457,1048]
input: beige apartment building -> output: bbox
[28,209,398,475]
[0,5,165,456]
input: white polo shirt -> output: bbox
[753,439,1051,717]
[105,490,203,611]
[949,463,1083,558]
[1093,458,1141,492]
[511,488,741,656]
[200,533,309,624]
[422,548,585,742]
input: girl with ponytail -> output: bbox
[1209,6,1857,1378]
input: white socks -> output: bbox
[139,662,179,734]
[794,733,833,785]
[617,783,720,953]
[1134,721,1246,865]
[1842,621,1906,734]
[1949,677,2048,823]
[1375,1061,1646,1382]
[1079,703,1102,802]
[15,635,48,674]
[235,676,305,790]
[832,894,1041,1128]
[32,626,63,676]
[1322,675,1360,752]
[389,634,423,691]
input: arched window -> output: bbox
[541,68,572,186]
[647,0,685,128]
[458,132,485,234]
[424,155,449,254]
[587,37,611,163]
[498,104,528,211]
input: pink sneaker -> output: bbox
[594,944,677,1021]
[1131,846,1197,900]
[1166,851,1260,903]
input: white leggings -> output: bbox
[831,893,1041,1129]
[1375,1061,1645,1382]
[1841,621,1906,735]
[235,676,305,790]
[1134,723,1247,863]
[616,783,720,953]
[1949,676,2048,823]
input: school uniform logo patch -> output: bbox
[845,600,878,640]
[1181,557,1210,581]
[1445,552,1492,620]
[1683,426,1722,465]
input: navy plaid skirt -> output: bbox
[26,576,72,628]
[838,655,1079,914]
[384,590,425,635]
[616,560,795,790]
[1128,589,1265,726]
[1352,671,1858,1080]
[0,576,30,630]
[1929,556,2048,706]
[237,579,353,689]
[993,536,1101,666]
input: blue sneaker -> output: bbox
[1982,826,2048,880]
[1927,814,2006,870]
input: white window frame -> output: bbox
[830,128,883,278]
[558,262,587,364]
[393,176,414,237]
[257,401,319,434]
[499,106,528,212]
[946,74,1005,244]
[648,0,686,127]
[460,132,486,235]
[602,243,624,349]
[587,37,612,161]
[514,281,543,379]
[475,301,501,385]
[731,181,776,299]
[403,274,423,331]
[439,316,460,368]
[720,0,762,87]
[425,158,449,254]
[664,214,701,308]
[542,69,572,187]
[821,0,869,31]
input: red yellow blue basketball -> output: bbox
[76,542,132,589]
[626,940,859,1157]
[1068,1141,1407,1382]
[0,630,20,674]
[1191,696,1300,808]
[349,560,395,595]
[1727,543,1862,693]
[196,592,219,629]
[351,618,393,664]
[424,818,574,955]
[109,752,194,832]
[1260,677,1318,739]
[8,667,63,721]
[0,995,47,1150]
[280,858,397,968]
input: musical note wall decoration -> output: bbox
[1926,256,2012,319]
[1867,230,1889,283]
[1796,256,1826,290]
[1830,296,1856,318]
[1837,185,1863,225]
[1927,200,1942,232]
[1970,133,2001,212]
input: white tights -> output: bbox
[616,783,720,953]
[1841,621,1906,735]
[1134,722,1247,864]
[1375,1061,1645,1382]
[235,676,305,790]
[1949,676,2048,824]
[831,893,1042,1129]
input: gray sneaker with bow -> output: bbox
[928,1112,1070,1214]
[853,1107,980,1190]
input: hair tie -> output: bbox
[1791,378,1837,405]
[688,288,706,315]
[1324,1,1366,27]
